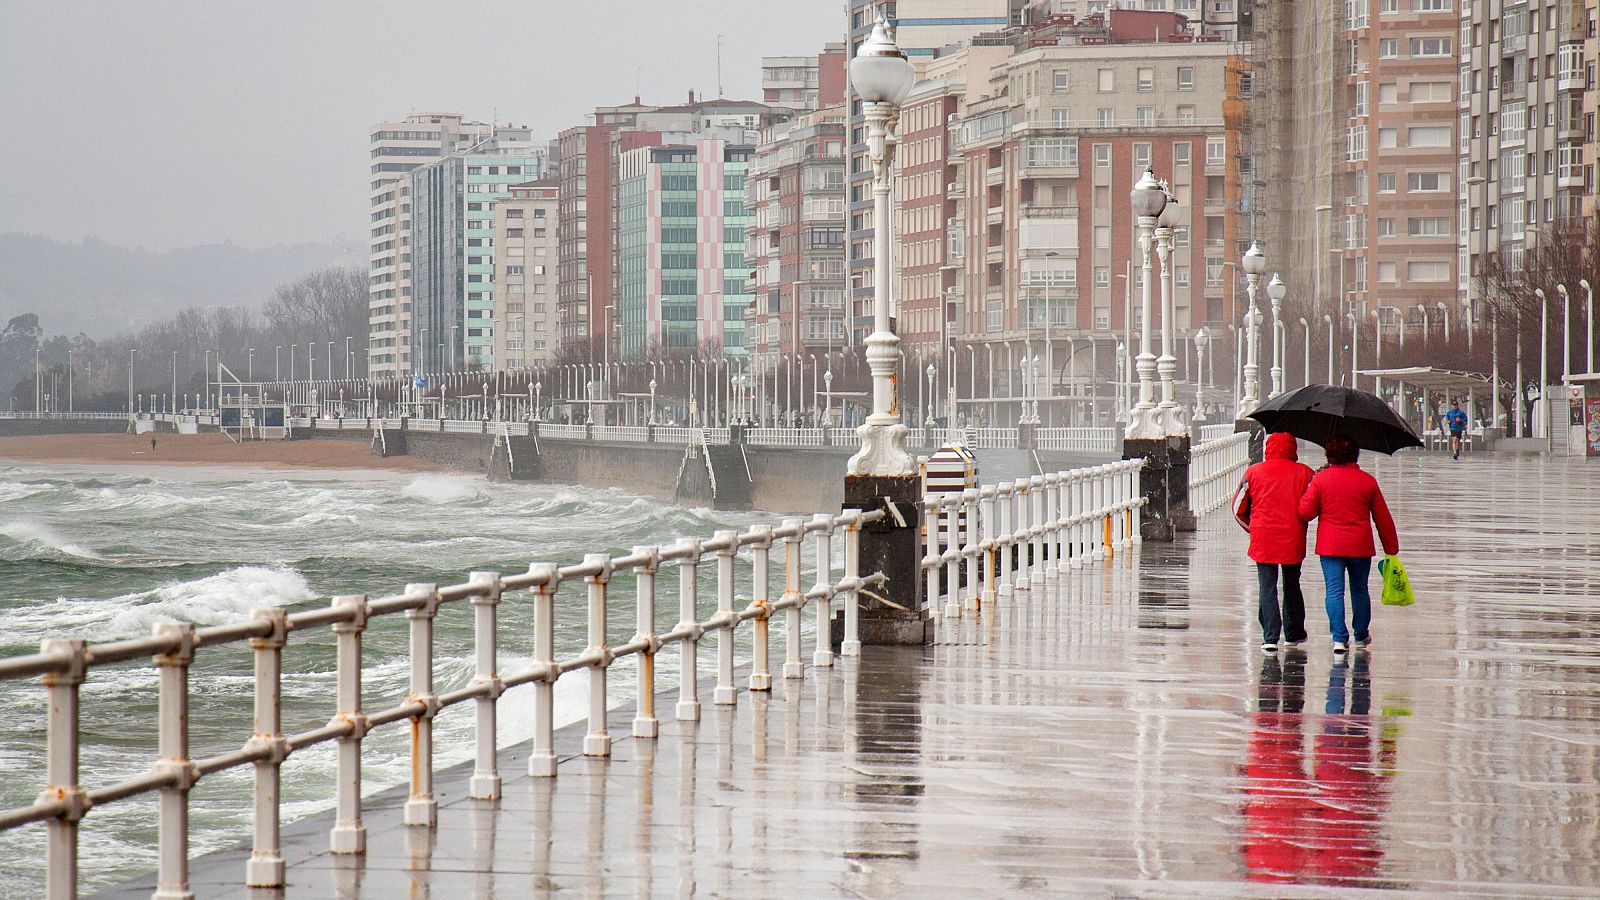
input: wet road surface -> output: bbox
[101,453,1600,898]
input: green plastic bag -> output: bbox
[1378,555,1414,607]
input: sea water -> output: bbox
[0,462,769,893]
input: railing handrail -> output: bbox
[1188,431,1251,515]
[0,502,886,894]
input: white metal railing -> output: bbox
[1035,426,1118,453]
[1189,431,1251,515]
[1199,423,1235,443]
[591,425,648,443]
[652,426,699,444]
[920,459,1146,620]
[0,412,129,420]
[702,427,731,445]
[537,423,588,440]
[744,427,827,448]
[0,507,886,896]
[968,427,1020,449]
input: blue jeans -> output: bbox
[1256,563,1306,644]
[1320,556,1373,644]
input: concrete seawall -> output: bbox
[0,419,129,437]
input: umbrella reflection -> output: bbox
[1242,655,1400,885]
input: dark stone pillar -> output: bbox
[1234,418,1265,463]
[1167,434,1196,533]
[1123,437,1175,542]
[843,474,932,646]
[1017,421,1039,450]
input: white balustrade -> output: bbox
[1035,426,1118,453]
[0,508,885,896]
[1188,431,1251,515]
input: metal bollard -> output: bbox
[675,538,702,721]
[404,583,440,826]
[748,527,775,689]
[841,514,863,657]
[246,611,287,887]
[781,518,805,680]
[467,572,504,800]
[152,623,197,900]
[527,566,560,777]
[632,547,660,737]
[810,514,835,668]
[583,554,612,756]
[329,596,368,854]
[714,531,739,704]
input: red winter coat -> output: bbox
[1297,463,1400,558]
[1243,433,1316,564]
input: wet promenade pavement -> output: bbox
[107,454,1600,898]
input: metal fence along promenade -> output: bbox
[1188,431,1251,514]
[0,455,1161,898]
[0,505,887,898]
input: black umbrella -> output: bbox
[1246,384,1422,455]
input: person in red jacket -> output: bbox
[1241,432,1316,652]
[1297,433,1400,655]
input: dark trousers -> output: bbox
[1256,562,1306,644]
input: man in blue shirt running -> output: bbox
[1444,399,1468,459]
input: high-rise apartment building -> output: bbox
[1587,0,1600,221]
[846,1,1032,342]
[944,12,1247,423]
[1460,0,1589,326]
[762,45,848,112]
[742,106,850,367]
[491,181,559,370]
[1051,0,1254,40]
[616,137,756,359]
[367,113,493,377]
[410,128,550,372]
[1337,0,1460,331]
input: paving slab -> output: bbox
[98,454,1600,898]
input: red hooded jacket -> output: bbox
[1298,462,1400,558]
[1242,433,1316,564]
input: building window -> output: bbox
[1097,107,1114,126]
[1410,0,1448,10]
[1094,144,1111,167]
[1408,37,1452,57]
[1377,218,1396,237]
[1053,70,1070,92]
[1137,67,1154,91]
[1406,260,1451,281]
[1174,142,1191,166]
[1377,128,1398,148]
[1377,261,1397,282]
[1379,38,1397,58]
[1053,107,1072,127]
[1176,105,1195,125]
[1133,142,1152,170]
[1206,137,1225,165]
[1407,172,1448,192]
[1097,68,1114,92]
[1377,173,1396,193]
[1177,67,1194,90]
[1094,267,1110,287]
[1135,107,1154,127]
[1407,126,1451,148]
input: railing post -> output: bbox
[1014,480,1032,588]
[713,531,739,705]
[675,537,703,720]
[329,595,369,853]
[781,518,806,680]
[246,609,288,887]
[1029,474,1047,584]
[810,513,835,668]
[841,514,863,657]
[403,584,441,827]
[528,566,560,777]
[927,496,949,619]
[152,622,197,900]
[584,554,613,756]
[1094,469,1111,559]
[467,572,504,800]
[748,526,775,688]
[980,487,998,607]
[1074,471,1090,566]
[632,547,661,737]
[942,496,961,616]
[1127,461,1142,547]
[962,489,980,611]
[996,483,1013,596]
[39,638,86,900]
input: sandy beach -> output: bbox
[0,433,444,472]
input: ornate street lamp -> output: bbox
[1127,168,1168,438]
[1266,273,1287,397]
[846,16,916,476]
[1238,243,1266,416]
[1154,179,1183,434]
[1193,327,1210,428]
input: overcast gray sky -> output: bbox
[0,1,842,251]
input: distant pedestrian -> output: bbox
[150,434,157,453]
[1239,432,1316,653]
[1444,400,1468,459]
[1297,433,1400,656]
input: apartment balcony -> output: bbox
[1203,196,1226,215]
[1502,34,1526,56]
[946,181,965,199]
[985,206,1004,226]
[1558,72,1584,92]
[985,165,1005,186]
[986,244,1005,263]
[1558,172,1585,189]
[1020,204,1078,219]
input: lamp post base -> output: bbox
[1234,419,1266,464]
[1123,437,1175,542]
[843,474,933,646]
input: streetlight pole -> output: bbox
[1238,243,1266,417]
[1127,169,1166,438]
[1299,318,1310,387]
[275,346,282,384]
[1582,279,1596,375]
[1537,287,1548,439]
[1346,312,1359,392]
[1192,328,1209,429]
[1556,284,1571,387]
[67,350,73,413]
[127,349,137,418]
[345,337,352,379]
[1154,181,1182,434]
[1323,314,1335,385]
[1266,274,1286,398]
[1370,310,1384,401]
[846,18,915,477]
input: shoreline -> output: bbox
[0,433,446,474]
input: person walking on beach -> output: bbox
[1444,400,1468,459]
[1240,432,1316,653]
[1297,433,1400,656]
